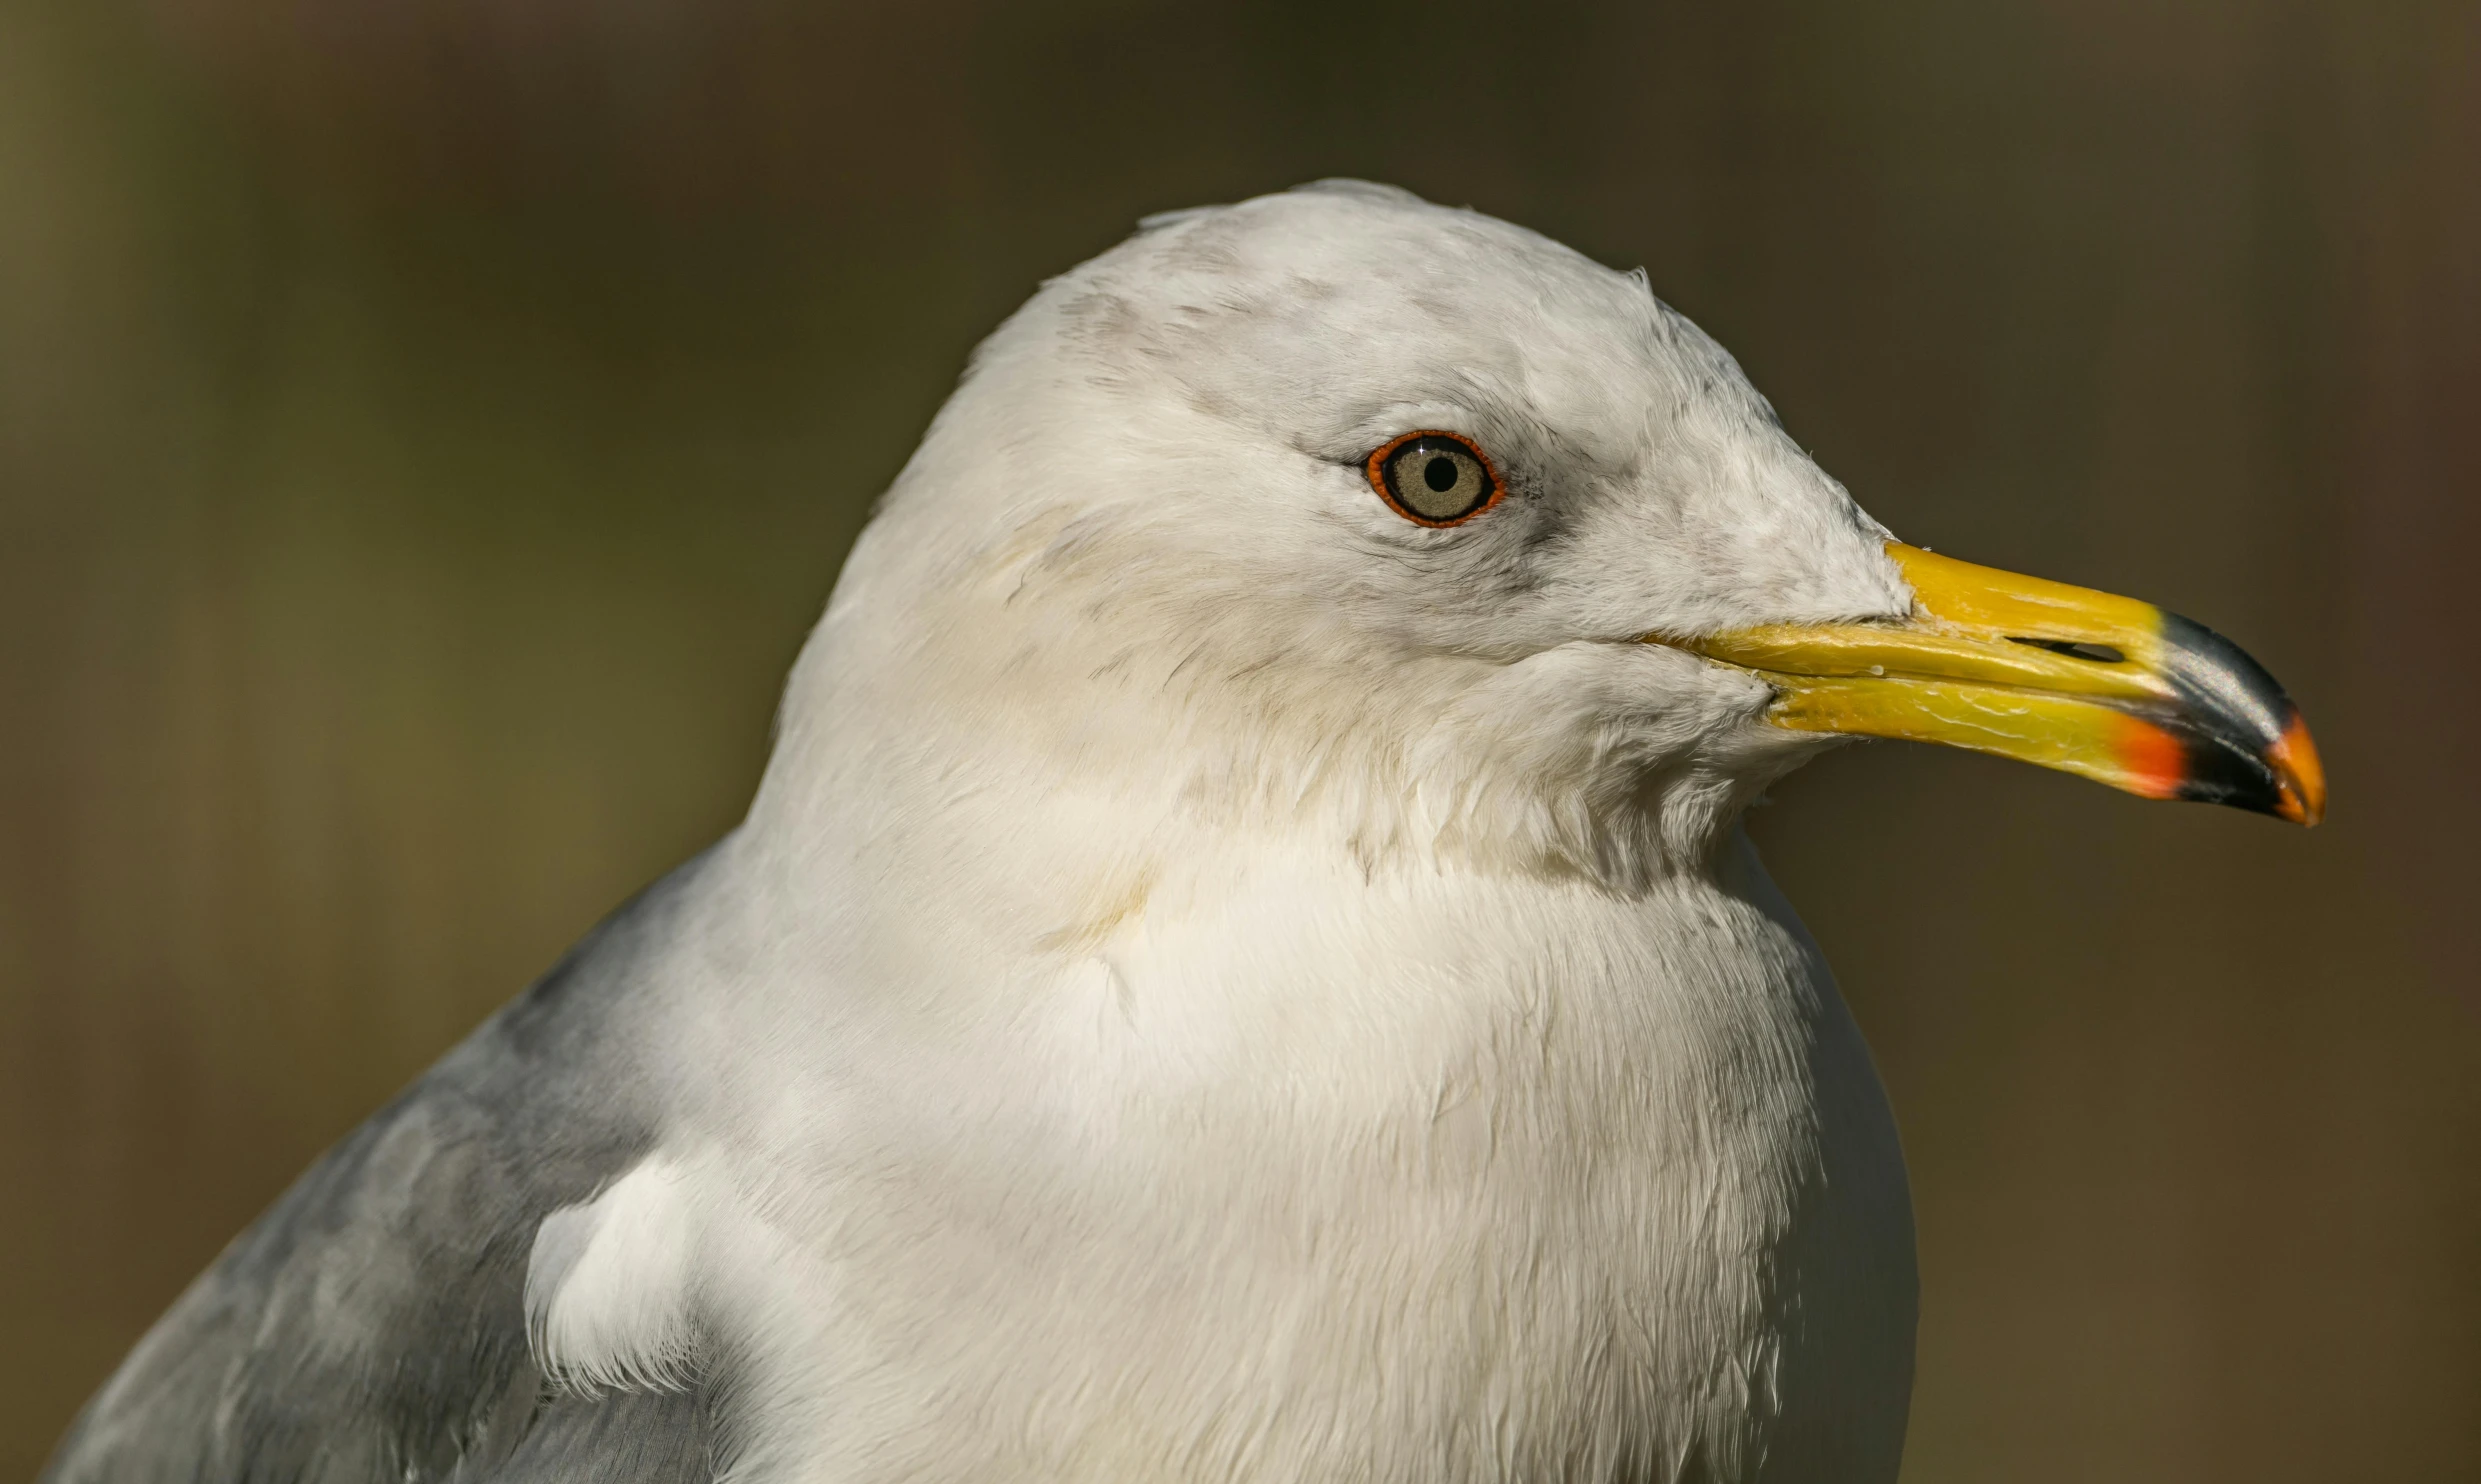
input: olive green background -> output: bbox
[3,0,2476,1477]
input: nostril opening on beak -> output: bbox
[2010,637,2127,665]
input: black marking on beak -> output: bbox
[2158,612,2313,819]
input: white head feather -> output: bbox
[753,179,1912,893]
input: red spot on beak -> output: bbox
[2113,716,2187,801]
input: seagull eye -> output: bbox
[1367,431,1502,526]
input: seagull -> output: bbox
[42,180,2323,1484]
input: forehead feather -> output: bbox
[1033,187,1742,457]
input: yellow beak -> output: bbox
[1674,544,2326,825]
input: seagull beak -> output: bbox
[1675,543,2326,825]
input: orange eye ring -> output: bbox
[1365,430,1505,527]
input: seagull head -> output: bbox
[764,181,2322,894]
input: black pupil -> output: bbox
[1422,455,1461,492]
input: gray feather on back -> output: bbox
[40,856,724,1484]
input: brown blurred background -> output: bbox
[3,0,2477,1477]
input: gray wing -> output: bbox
[40,853,724,1484]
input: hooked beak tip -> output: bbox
[2269,715,2327,828]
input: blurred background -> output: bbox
[3,0,2476,1477]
